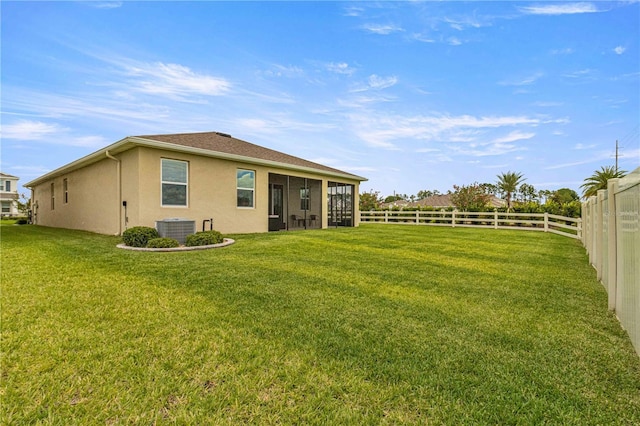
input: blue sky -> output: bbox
[2,1,639,198]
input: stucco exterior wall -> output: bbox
[29,146,362,236]
[31,158,120,234]
[128,147,360,235]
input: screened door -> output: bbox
[327,182,353,227]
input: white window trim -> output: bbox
[161,158,189,208]
[237,169,255,209]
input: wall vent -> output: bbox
[155,218,196,244]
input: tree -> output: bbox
[497,171,525,211]
[518,183,538,203]
[359,191,382,211]
[383,194,404,203]
[450,183,491,211]
[550,188,579,204]
[580,166,627,198]
[416,189,441,200]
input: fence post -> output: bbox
[494,209,498,230]
[385,211,388,223]
[588,196,597,265]
[452,210,456,228]
[606,178,619,311]
[596,190,607,282]
[544,212,549,233]
[416,210,419,225]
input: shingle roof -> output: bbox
[135,131,364,180]
[25,131,367,188]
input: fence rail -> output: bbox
[582,168,640,357]
[360,210,582,239]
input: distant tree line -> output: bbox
[359,168,631,219]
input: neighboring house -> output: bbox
[381,194,506,210]
[25,132,367,236]
[0,172,20,217]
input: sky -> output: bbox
[1,1,639,199]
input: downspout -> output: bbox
[105,150,122,235]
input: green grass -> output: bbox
[2,224,639,425]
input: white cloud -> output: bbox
[411,33,435,43]
[349,112,543,150]
[1,120,65,140]
[448,37,463,46]
[124,62,231,99]
[492,131,535,144]
[574,143,597,150]
[368,74,398,90]
[562,69,597,80]
[520,3,599,15]
[551,48,574,55]
[499,72,544,86]
[343,5,364,17]
[533,101,564,107]
[360,23,404,35]
[326,62,356,76]
[262,64,304,78]
[349,75,398,93]
[614,46,626,55]
[91,2,123,9]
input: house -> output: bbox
[414,194,505,209]
[25,132,367,236]
[0,172,20,217]
[380,193,506,210]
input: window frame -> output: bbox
[50,182,55,210]
[300,187,310,211]
[236,169,255,209]
[161,158,189,208]
[63,178,68,204]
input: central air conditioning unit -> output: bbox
[155,218,196,245]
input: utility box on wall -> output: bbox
[155,218,196,245]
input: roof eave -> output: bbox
[24,136,367,188]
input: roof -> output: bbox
[26,131,367,187]
[381,194,506,209]
[0,172,19,179]
[135,132,363,179]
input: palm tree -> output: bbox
[496,171,525,211]
[580,166,627,198]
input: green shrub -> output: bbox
[16,218,28,225]
[185,230,224,247]
[146,237,180,248]
[122,226,159,248]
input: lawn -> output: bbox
[2,224,639,425]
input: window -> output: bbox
[161,159,188,207]
[300,187,310,210]
[237,169,255,208]
[63,178,68,204]
[5,181,10,192]
[50,182,55,210]
[1,202,10,213]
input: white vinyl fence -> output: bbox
[360,210,582,239]
[582,167,640,357]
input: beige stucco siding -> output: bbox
[132,147,271,234]
[129,147,360,234]
[32,158,120,234]
[29,145,362,236]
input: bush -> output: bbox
[122,226,159,247]
[185,230,224,247]
[146,237,180,248]
[16,218,28,225]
